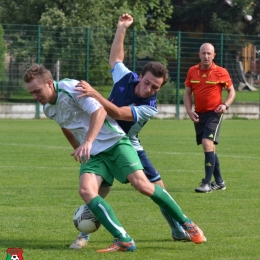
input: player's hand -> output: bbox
[214,104,226,114]
[188,111,199,122]
[74,80,97,98]
[118,13,133,29]
[71,141,92,163]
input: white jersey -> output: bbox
[43,79,125,155]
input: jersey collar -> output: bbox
[196,62,217,70]
[49,80,59,105]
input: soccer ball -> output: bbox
[73,205,101,233]
[11,256,19,260]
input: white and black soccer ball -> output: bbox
[73,205,101,233]
[11,255,19,260]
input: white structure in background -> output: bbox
[225,0,252,21]
[56,60,60,81]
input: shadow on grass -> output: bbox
[1,237,176,251]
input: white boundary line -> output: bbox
[1,143,259,160]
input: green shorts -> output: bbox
[80,137,143,186]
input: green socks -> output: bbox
[150,185,189,225]
[87,196,131,242]
[88,186,189,241]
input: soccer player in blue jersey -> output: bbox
[69,13,205,249]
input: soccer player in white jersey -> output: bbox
[24,63,206,252]
[69,13,207,249]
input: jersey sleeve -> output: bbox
[60,79,103,114]
[184,67,193,88]
[76,96,102,114]
[131,105,158,124]
[219,68,233,89]
[111,62,131,84]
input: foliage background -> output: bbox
[1,1,260,105]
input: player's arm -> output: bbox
[75,80,134,121]
[61,128,79,149]
[109,13,134,68]
[72,106,107,162]
[223,84,236,108]
[215,84,236,113]
[184,86,193,114]
[184,86,199,122]
[85,106,107,143]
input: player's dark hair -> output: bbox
[141,62,169,86]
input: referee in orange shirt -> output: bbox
[184,43,236,193]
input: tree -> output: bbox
[0,24,6,81]
[0,0,173,43]
[0,0,176,85]
[169,0,258,35]
[0,0,48,25]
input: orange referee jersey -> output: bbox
[185,62,233,113]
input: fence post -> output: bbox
[220,33,224,67]
[85,28,90,82]
[259,86,260,119]
[132,29,136,71]
[175,31,181,119]
[35,25,41,119]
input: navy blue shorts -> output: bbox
[137,150,161,183]
[194,110,223,145]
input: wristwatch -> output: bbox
[223,103,229,110]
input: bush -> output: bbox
[157,81,176,104]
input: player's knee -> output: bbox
[134,181,154,196]
[79,187,94,203]
[128,170,154,195]
[153,180,165,188]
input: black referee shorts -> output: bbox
[194,110,224,145]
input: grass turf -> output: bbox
[0,119,259,260]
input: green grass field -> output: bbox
[0,119,260,260]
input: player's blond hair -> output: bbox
[23,64,53,84]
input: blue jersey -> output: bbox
[109,62,158,151]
